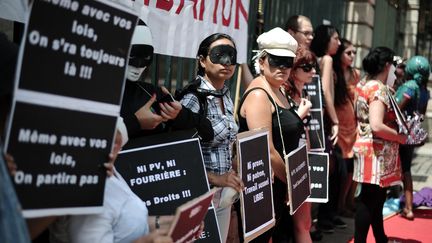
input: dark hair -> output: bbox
[332,38,353,106]
[286,45,317,98]
[285,15,301,32]
[362,46,394,77]
[310,24,339,57]
[196,33,236,76]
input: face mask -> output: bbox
[129,45,153,68]
[386,64,397,88]
[268,53,294,69]
[208,45,237,65]
[126,65,146,82]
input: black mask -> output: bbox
[129,44,154,68]
[208,45,237,65]
[267,53,294,69]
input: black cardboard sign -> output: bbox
[237,129,274,242]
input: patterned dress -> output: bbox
[353,79,401,187]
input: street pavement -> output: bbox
[314,89,432,243]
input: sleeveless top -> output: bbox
[238,87,304,159]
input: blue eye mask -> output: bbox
[208,45,237,65]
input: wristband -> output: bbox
[155,215,160,229]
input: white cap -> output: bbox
[131,23,152,46]
[257,27,298,57]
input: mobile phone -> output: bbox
[158,93,175,103]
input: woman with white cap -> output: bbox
[237,27,311,242]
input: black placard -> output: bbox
[237,129,274,241]
[6,102,116,216]
[116,133,221,243]
[306,152,329,203]
[3,0,137,218]
[18,0,135,105]
[304,75,322,110]
[286,144,310,215]
[304,75,326,151]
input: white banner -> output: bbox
[0,0,28,23]
[135,0,249,63]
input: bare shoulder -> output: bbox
[321,55,333,64]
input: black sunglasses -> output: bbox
[298,63,316,72]
[267,54,294,69]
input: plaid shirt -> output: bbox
[180,76,238,175]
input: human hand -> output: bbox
[192,221,205,240]
[135,94,164,130]
[214,170,244,192]
[296,98,312,119]
[4,153,17,176]
[149,215,174,232]
[158,87,181,121]
[330,124,339,145]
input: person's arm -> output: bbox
[207,170,244,192]
[320,55,339,144]
[178,93,214,141]
[296,98,312,119]
[242,89,287,184]
[369,99,407,144]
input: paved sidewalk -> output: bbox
[315,89,432,243]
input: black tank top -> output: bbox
[237,87,304,159]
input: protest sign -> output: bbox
[135,0,249,63]
[285,144,310,215]
[4,0,137,218]
[306,152,329,203]
[116,133,221,242]
[237,129,274,242]
[304,75,325,151]
[168,189,217,243]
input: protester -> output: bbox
[285,45,316,243]
[353,46,407,243]
[395,55,431,220]
[310,24,346,233]
[179,33,243,243]
[237,27,309,242]
[285,15,314,49]
[120,21,213,143]
[332,39,360,215]
[0,31,31,243]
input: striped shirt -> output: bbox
[180,76,238,175]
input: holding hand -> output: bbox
[296,98,312,119]
[330,123,339,145]
[135,94,164,130]
[209,170,244,192]
[158,87,182,121]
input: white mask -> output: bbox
[386,64,396,88]
[126,65,146,82]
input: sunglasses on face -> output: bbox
[208,45,237,65]
[267,54,294,69]
[345,50,357,56]
[298,63,316,72]
[129,45,154,67]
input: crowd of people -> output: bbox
[0,2,431,243]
